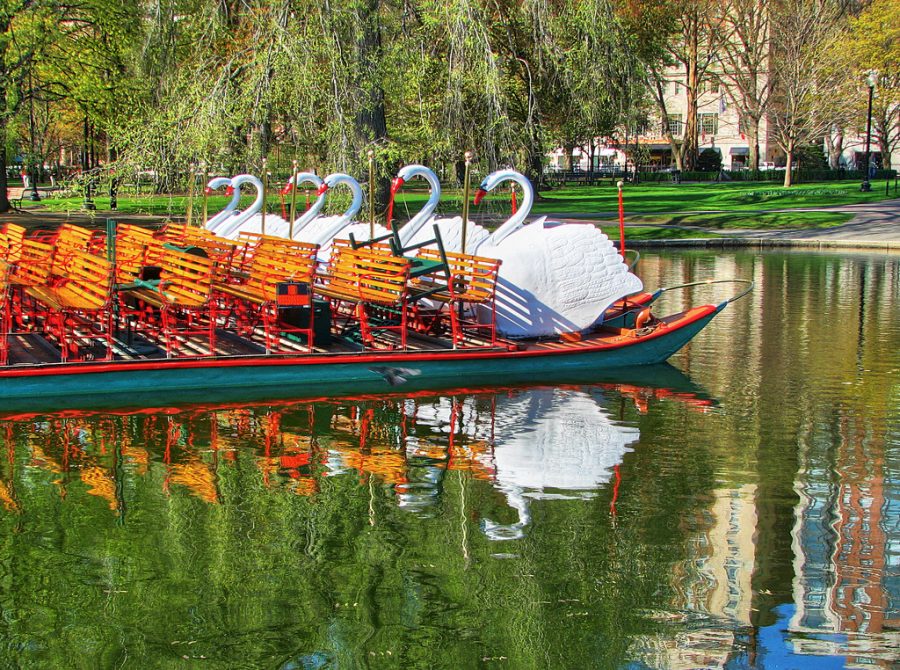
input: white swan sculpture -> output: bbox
[285,172,326,239]
[308,173,391,259]
[204,177,239,230]
[392,164,491,252]
[213,174,293,240]
[473,170,644,338]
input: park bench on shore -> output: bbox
[5,187,25,212]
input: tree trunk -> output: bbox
[681,16,700,171]
[828,125,843,170]
[524,127,544,192]
[876,121,891,171]
[564,143,575,171]
[746,121,760,174]
[0,95,8,213]
[783,146,793,187]
[355,0,391,211]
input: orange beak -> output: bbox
[390,176,405,194]
[316,183,329,196]
[473,188,487,206]
[225,186,235,196]
[281,182,294,195]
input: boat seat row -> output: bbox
[0,221,503,362]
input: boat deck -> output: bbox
[2,308,682,368]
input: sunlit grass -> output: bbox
[21,180,895,231]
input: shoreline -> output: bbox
[628,238,900,251]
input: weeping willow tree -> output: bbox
[109,0,652,200]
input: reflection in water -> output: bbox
[482,389,639,540]
[0,251,897,668]
[0,385,656,523]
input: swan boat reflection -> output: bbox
[0,372,713,527]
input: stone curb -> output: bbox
[628,238,900,251]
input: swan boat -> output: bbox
[0,167,751,411]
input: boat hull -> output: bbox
[0,303,723,413]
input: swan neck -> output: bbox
[398,168,441,244]
[489,173,533,245]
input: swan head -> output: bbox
[205,176,231,196]
[283,172,322,195]
[231,173,263,193]
[395,164,440,188]
[473,169,530,205]
[316,173,364,219]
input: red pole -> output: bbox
[617,180,626,259]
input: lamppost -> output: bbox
[860,71,877,193]
[26,70,40,202]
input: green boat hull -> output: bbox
[0,305,722,415]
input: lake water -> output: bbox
[0,250,897,669]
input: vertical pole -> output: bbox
[368,149,376,239]
[201,163,209,228]
[861,81,874,192]
[261,157,268,236]
[186,164,195,227]
[460,151,473,254]
[617,180,626,259]
[288,159,299,238]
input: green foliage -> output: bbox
[794,144,827,169]
[696,148,722,172]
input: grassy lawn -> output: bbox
[597,225,722,240]
[530,180,897,215]
[622,211,853,230]
[18,179,896,232]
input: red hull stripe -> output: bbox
[0,304,718,380]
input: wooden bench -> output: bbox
[23,249,114,362]
[10,238,55,288]
[6,188,25,212]
[409,249,501,347]
[217,241,318,352]
[316,246,411,349]
[122,248,216,357]
[1,224,25,264]
[113,228,167,285]
[50,224,94,275]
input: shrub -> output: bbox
[697,148,722,172]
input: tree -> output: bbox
[0,0,44,212]
[643,0,725,171]
[840,0,899,170]
[768,0,848,187]
[715,0,772,174]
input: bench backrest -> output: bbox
[1,224,26,264]
[159,248,214,305]
[328,247,410,305]
[114,227,166,284]
[13,238,55,286]
[415,248,501,303]
[243,244,319,301]
[51,224,94,275]
[56,250,113,310]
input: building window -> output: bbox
[700,79,720,95]
[668,80,680,95]
[700,113,718,135]
[666,114,684,136]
